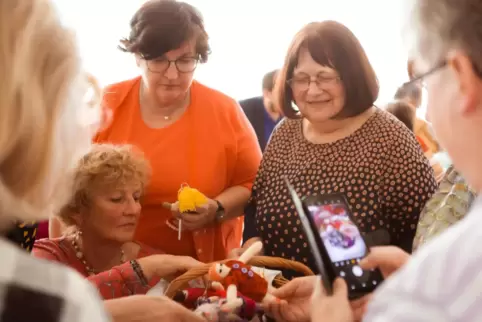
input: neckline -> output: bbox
[135,80,196,132]
[299,108,380,148]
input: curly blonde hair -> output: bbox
[57,144,151,227]
[0,0,102,225]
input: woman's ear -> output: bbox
[135,54,142,68]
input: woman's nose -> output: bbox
[124,198,141,215]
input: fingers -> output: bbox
[359,246,409,272]
[332,278,348,298]
[350,294,372,322]
[180,213,201,224]
[271,277,303,299]
[227,248,244,259]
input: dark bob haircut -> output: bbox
[275,20,379,119]
[118,0,211,63]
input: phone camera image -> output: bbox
[307,202,383,294]
[307,203,366,261]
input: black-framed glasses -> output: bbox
[146,56,199,74]
[404,60,447,88]
[287,74,340,92]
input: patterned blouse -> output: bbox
[32,238,162,299]
[5,221,38,252]
[250,109,437,276]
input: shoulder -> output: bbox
[370,200,482,316]
[372,108,415,136]
[102,76,141,110]
[33,237,66,251]
[191,81,239,113]
[269,118,300,140]
[260,118,300,158]
[368,108,421,151]
[0,239,109,322]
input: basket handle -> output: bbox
[164,256,314,298]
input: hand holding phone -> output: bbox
[284,177,384,300]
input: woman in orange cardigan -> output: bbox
[92,0,261,262]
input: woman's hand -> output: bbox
[359,246,410,278]
[170,199,218,231]
[227,237,262,259]
[311,277,353,322]
[347,246,410,321]
[137,255,203,280]
[105,295,204,322]
[264,276,315,322]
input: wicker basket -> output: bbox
[164,255,314,298]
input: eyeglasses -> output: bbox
[404,61,447,88]
[146,56,199,74]
[287,74,340,92]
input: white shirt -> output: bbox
[0,238,110,322]
[364,197,482,321]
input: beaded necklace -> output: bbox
[71,231,125,276]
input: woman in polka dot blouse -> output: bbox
[241,21,437,277]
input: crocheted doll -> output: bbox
[193,283,259,322]
[208,242,279,304]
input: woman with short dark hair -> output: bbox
[239,21,437,277]
[82,0,261,262]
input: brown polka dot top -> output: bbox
[250,108,437,276]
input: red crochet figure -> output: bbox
[208,242,279,304]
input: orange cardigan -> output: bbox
[95,77,261,262]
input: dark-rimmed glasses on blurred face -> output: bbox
[146,56,199,74]
[404,60,447,88]
[287,73,340,92]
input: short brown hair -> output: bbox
[119,0,210,63]
[58,144,151,226]
[394,82,422,104]
[275,21,379,119]
[262,69,279,92]
[385,100,416,131]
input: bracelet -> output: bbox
[130,260,148,287]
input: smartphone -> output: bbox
[284,177,384,300]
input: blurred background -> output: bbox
[52,0,425,115]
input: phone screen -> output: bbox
[304,196,383,296]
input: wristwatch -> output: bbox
[215,200,225,223]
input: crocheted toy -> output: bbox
[208,242,279,304]
[177,183,208,213]
[163,183,208,239]
[174,282,259,321]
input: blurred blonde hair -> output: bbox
[0,0,101,225]
[58,144,151,227]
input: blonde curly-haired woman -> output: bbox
[33,144,202,299]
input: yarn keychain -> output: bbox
[208,242,280,304]
[163,183,208,240]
